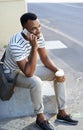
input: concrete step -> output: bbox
[0,82,57,120]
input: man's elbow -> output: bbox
[24,71,34,77]
[25,73,33,77]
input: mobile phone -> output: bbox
[22,28,30,36]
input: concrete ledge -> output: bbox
[0,87,34,119]
[0,82,57,120]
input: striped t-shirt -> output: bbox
[3,31,45,72]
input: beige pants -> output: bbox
[12,65,66,114]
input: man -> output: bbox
[3,12,78,130]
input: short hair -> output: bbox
[20,12,37,27]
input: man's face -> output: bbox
[25,19,41,39]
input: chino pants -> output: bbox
[12,65,66,114]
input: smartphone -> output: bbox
[22,28,30,36]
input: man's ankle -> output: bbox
[37,113,46,122]
[58,109,68,116]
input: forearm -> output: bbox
[42,56,59,73]
[24,47,37,76]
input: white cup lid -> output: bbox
[55,69,64,76]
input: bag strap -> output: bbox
[1,51,6,62]
[13,73,19,85]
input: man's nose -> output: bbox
[37,27,41,33]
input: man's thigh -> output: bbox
[14,71,42,88]
[34,65,55,81]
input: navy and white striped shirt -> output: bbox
[3,31,45,72]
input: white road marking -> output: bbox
[41,23,83,47]
[72,112,83,118]
[27,0,83,3]
[45,40,67,49]
[40,19,50,24]
[62,3,83,9]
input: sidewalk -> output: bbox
[0,46,83,130]
[0,114,81,130]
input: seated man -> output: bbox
[3,12,78,130]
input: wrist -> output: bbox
[32,46,38,51]
[55,69,64,76]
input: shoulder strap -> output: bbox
[1,51,6,62]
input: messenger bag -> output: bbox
[0,51,18,101]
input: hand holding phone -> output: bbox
[22,28,30,36]
[22,28,38,48]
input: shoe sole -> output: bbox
[36,121,55,130]
[36,124,43,130]
[57,119,78,125]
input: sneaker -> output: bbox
[36,118,54,130]
[57,114,78,125]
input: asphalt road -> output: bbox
[28,3,83,43]
[27,3,83,72]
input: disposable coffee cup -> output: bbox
[55,69,64,82]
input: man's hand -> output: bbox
[54,75,66,82]
[22,32,38,49]
[27,34,38,49]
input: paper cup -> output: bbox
[55,69,64,82]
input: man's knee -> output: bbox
[30,76,42,91]
[54,80,66,88]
